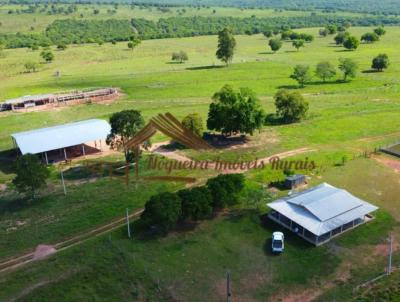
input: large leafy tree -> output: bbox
[216,27,236,65]
[315,61,336,82]
[274,89,309,123]
[182,113,203,136]
[106,110,145,163]
[372,54,389,71]
[338,58,358,81]
[290,64,312,87]
[13,154,50,199]
[207,85,265,136]
[141,192,182,234]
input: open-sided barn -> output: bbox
[267,183,378,246]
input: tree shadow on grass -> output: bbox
[0,149,17,177]
[203,133,248,149]
[285,50,297,53]
[362,69,381,73]
[277,84,301,89]
[258,51,275,55]
[166,61,184,65]
[186,65,224,71]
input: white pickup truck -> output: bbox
[272,232,284,253]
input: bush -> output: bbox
[274,89,309,123]
[178,187,213,220]
[182,113,203,136]
[206,174,245,208]
[140,192,182,234]
[372,53,389,71]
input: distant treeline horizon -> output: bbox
[1,14,400,48]
[3,0,400,15]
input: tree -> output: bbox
[371,54,389,71]
[171,51,188,63]
[24,61,38,73]
[315,61,336,82]
[178,187,212,220]
[13,154,50,199]
[216,27,236,65]
[31,44,39,51]
[374,27,386,36]
[361,32,379,43]
[140,192,182,234]
[207,85,265,136]
[343,36,360,50]
[40,50,54,63]
[338,58,358,81]
[334,32,350,45]
[325,24,337,34]
[319,28,328,37]
[206,174,245,209]
[182,113,203,136]
[269,38,282,53]
[106,110,145,163]
[263,29,272,38]
[290,64,312,87]
[127,36,141,51]
[292,39,305,51]
[56,43,67,50]
[274,89,309,123]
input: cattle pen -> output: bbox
[0,88,118,112]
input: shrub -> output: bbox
[140,192,182,234]
[274,89,309,123]
[371,54,389,71]
[206,174,245,208]
[182,113,203,136]
[178,187,213,220]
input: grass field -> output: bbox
[0,157,398,302]
[1,16,400,301]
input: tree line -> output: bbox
[1,14,400,48]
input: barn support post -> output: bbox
[64,148,67,160]
[44,152,49,165]
[82,144,86,157]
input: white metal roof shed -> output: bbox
[267,183,378,236]
[11,119,111,155]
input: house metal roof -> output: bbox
[12,119,111,155]
[267,183,378,236]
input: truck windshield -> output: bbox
[273,240,282,248]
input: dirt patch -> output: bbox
[372,155,400,173]
[33,244,57,260]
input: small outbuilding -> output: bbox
[11,119,111,163]
[267,183,378,246]
[284,174,306,189]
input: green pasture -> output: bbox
[0,157,398,301]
